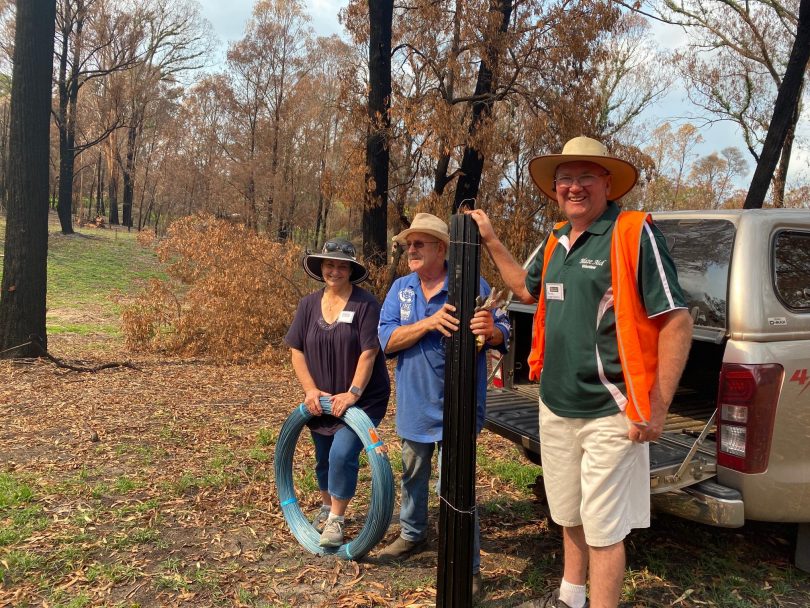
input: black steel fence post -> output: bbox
[437,213,480,607]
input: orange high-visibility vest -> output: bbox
[527,211,658,425]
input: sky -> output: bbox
[194,0,809,189]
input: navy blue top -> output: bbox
[286,286,390,435]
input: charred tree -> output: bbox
[744,0,810,209]
[452,0,513,212]
[0,0,57,358]
[363,0,393,268]
[54,0,84,235]
[121,117,141,229]
[95,151,105,216]
[53,0,133,235]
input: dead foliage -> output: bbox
[121,214,306,361]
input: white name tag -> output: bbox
[338,310,355,323]
[545,283,564,301]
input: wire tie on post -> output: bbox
[439,495,477,515]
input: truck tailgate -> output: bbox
[485,388,541,456]
[485,387,718,494]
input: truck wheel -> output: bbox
[796,522,810,573]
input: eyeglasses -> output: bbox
[322,240,356,257]
[554,172,610,189]
[405,240,439,250]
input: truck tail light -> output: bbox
[716,363,783,473]
[489,351,503,388]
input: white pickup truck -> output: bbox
[484,208,810,571]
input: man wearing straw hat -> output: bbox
[468,136,693,608]
[376,212,510,597]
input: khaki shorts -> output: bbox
[539,400,650,547]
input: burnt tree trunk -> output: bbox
[363,0,393,268]
[770,91,803,208]
[95,151,105,216]
[54,0,86,235]
[452,0,513,212]
[108,169,119,225]
[433,0,462,197]
[0,0,57,358]
[0,101,10,210]
[121,121,139,229]
[744,0,810,209]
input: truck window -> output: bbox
[655,219,735,330]
[773,231,810,311]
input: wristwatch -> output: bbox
[349,385,363,398]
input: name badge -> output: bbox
[338,310,355,323]
[545,283,564,301]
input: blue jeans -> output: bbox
[399,439,480,573]
[311,419,381,501]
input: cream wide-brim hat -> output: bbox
[528,136,639,201]
[392,212,450,247]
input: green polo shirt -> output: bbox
[525,202,686,419]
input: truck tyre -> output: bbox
[796,523,810,573]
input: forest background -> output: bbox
[0,0,808,260]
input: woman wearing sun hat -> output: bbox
[285,238,390,549]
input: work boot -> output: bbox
[311,505,330,532]
[376,535,427,562]
[319,518,344,548]
[516,589,589,608]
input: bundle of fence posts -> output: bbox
[437,213,480,607]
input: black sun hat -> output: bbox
[303,238,369,284]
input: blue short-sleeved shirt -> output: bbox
[378,271,510,443]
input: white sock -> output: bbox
[327,513,344,522]
[559,579,587,608]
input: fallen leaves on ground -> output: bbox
[1,338,809,607]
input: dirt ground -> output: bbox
[1,337,809,607]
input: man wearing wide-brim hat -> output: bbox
[468,136,693,608]
[376,212,511,598]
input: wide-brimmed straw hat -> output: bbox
[528,136,639,200]
[303,238,368,284]
[392,213,450,247]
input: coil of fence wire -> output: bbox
[274,396,394,560]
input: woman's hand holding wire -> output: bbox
[330,391,360,418]
[304,388,331,416]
